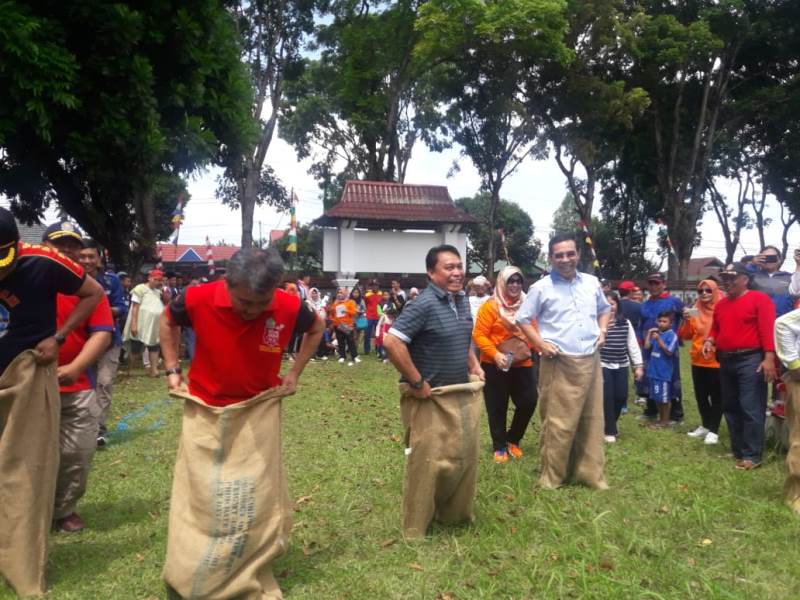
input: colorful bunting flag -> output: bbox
[205,235,215,276]
[287,189,298,253]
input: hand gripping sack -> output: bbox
[164,387,291,599]
[399,376,484,538]
[0,351,60,597]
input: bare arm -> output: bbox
[129,303,140,337]
[282,316,325,395]
[160,311,184,391]
[384,333,431,398]
[57,330,111,385]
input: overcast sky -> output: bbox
[179,127,800,271]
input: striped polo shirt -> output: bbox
[388,282,473,387]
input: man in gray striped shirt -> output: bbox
[385,245,484,395]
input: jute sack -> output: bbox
[781,375,800,515]
[399,376,484,538]
[164,386,291,600]
[0,351,60,597]
[537,353,606,490]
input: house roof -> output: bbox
[15,219,48,244]
[687,256,724,279]
[156,243,240,262]
[270,229,287,243]
[314,180,478,228]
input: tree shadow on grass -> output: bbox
[77,496,158,533]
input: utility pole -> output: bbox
[258,220,263,248]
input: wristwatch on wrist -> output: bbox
[54,332,66,345]
[165,367,182,376]
[410,376,425,390]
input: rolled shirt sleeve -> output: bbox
[775,308,800,370]
[515,285,541,325]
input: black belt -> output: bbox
[716,348,762,360]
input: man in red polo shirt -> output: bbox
[703,262,776,470]
[159,248,323,598]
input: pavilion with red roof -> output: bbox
[314,180,476,284]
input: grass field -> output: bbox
[2,348,798,599]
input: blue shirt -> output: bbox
[516,271,611,356]
[639,294,684,339]
[646,329,677,381]
[97,271,126,346]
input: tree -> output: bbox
[416,0,569,272]
[455,194,540,275]
[271,224,323,275]
[0,1,254,266]
[622,0,756,279]
[219,0,317,249]
[280,0,439,203]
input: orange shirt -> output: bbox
[331,299,357,328]
[472,298,534,367]
[678,317,719,368]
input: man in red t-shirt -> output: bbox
[43,222,114,533]
[703,262,777,470]
[364,280,382,355]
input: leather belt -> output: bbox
[716,348,762,360]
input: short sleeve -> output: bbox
[664,331,678,353]
[596,284,611,314]
[168,291,192,328]
[516,285,542,324]
[48,254,85,296]
[389,295,428,342]
[86,296,114,332]
[292,302,317,337]
[130,284,145,304]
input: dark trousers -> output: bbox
[602,367,629,436]
[335,329,358,360]
[482,363,537,452]
[364,319,379,354]
[691,365,723,433]
[643,351,684,420]
[720,352,767,463]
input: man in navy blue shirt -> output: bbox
[639,273,685,422]
[79,239,126,446]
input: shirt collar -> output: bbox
[549,270,583,284]
[427,281,466,299]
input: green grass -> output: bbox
[3,348,798,599]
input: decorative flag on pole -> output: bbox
[497,228,510,264]
[157,244,164,270]
[287,189,298,253]
[578,219,601,272]
[171,193,185,245]
[655,219,679,260]
[205,235,215,277]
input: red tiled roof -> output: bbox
[156,243,240,262]
[270,229,287,242]
[687,256,724,278]
[315,180,477,225]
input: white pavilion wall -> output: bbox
[323,228,468,274]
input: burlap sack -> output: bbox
[164,386,291,600]
[399,376,484,538]
[782,375,800,515]
[537,353,607,490]
[0,351,60,597]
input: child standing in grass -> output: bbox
[644,311,678,428]
[375,306,396,362]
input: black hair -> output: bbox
[604,291,624,324]
[657,310,674,321]
[425,244,461,272]
[82,238,101,251]
[760,245,781,257]
[548,232,578,255]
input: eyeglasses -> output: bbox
[552,251,577,259]
[698,288,713,294]
[507,278,523,285]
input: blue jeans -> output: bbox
[720,352,767,463]
[364,319,379,354]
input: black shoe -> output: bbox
[97,434,109,448]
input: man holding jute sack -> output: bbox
[159,248,323,600]
[384,245,485,538]
[516,233,612,490]
[0,208,104,596]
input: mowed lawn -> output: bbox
[3,347,799,599]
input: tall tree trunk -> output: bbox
[486,183,502,275]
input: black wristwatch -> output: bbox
[165,367,182,376]
[410,376,425,390]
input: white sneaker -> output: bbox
[322,356,329,361]
[704,432,719,445]
[687,426,710,438]
[634,397,647,406]
[354,356,362,363]
[338,358,345,364]
[603,435,617,443]
[348,361,354,367]
[382,359,389,363]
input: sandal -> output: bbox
[734,459,761,471]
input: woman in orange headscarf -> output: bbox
[678,279,724,444]
[472,266,537,463]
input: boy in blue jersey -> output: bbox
[644,311,678,427]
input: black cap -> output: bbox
[719,262,751,277]
[0,207,20,268]
[647,273,666,283]
[43,221,83,243]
